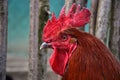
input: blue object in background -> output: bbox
[8,0,30,57]
[49,0,64,17]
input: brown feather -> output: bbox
[62,28,120,80]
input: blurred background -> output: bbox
[7,0,64,80]
[7,0,29,80]
[3,0,120,80]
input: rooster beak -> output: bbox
[40,42,52,50]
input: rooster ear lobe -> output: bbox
[70,38,77,43]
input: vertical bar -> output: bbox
[109,0,120,60]
[28,0,39,80]
[38,0,49,80]
[89,0,99,35]
[0,0,8,80]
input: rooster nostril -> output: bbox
[47,39,52,43]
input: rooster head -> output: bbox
[40,3,91,76]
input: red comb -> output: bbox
[43,3,91,40]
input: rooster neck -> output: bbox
[61,33,120,80]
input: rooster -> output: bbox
[40,4,120,80]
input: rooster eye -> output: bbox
[61,34,68,41]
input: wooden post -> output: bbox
[29,0,49,80]
[38,0,49,80]
[95,0,112,45]
[28,0,39,80]
[109,0,120,60]
[89,0,99,35]
[0,0,8,80]
[75,0,87,7]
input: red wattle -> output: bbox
[49,44,77,76]
[49,48,68,76]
